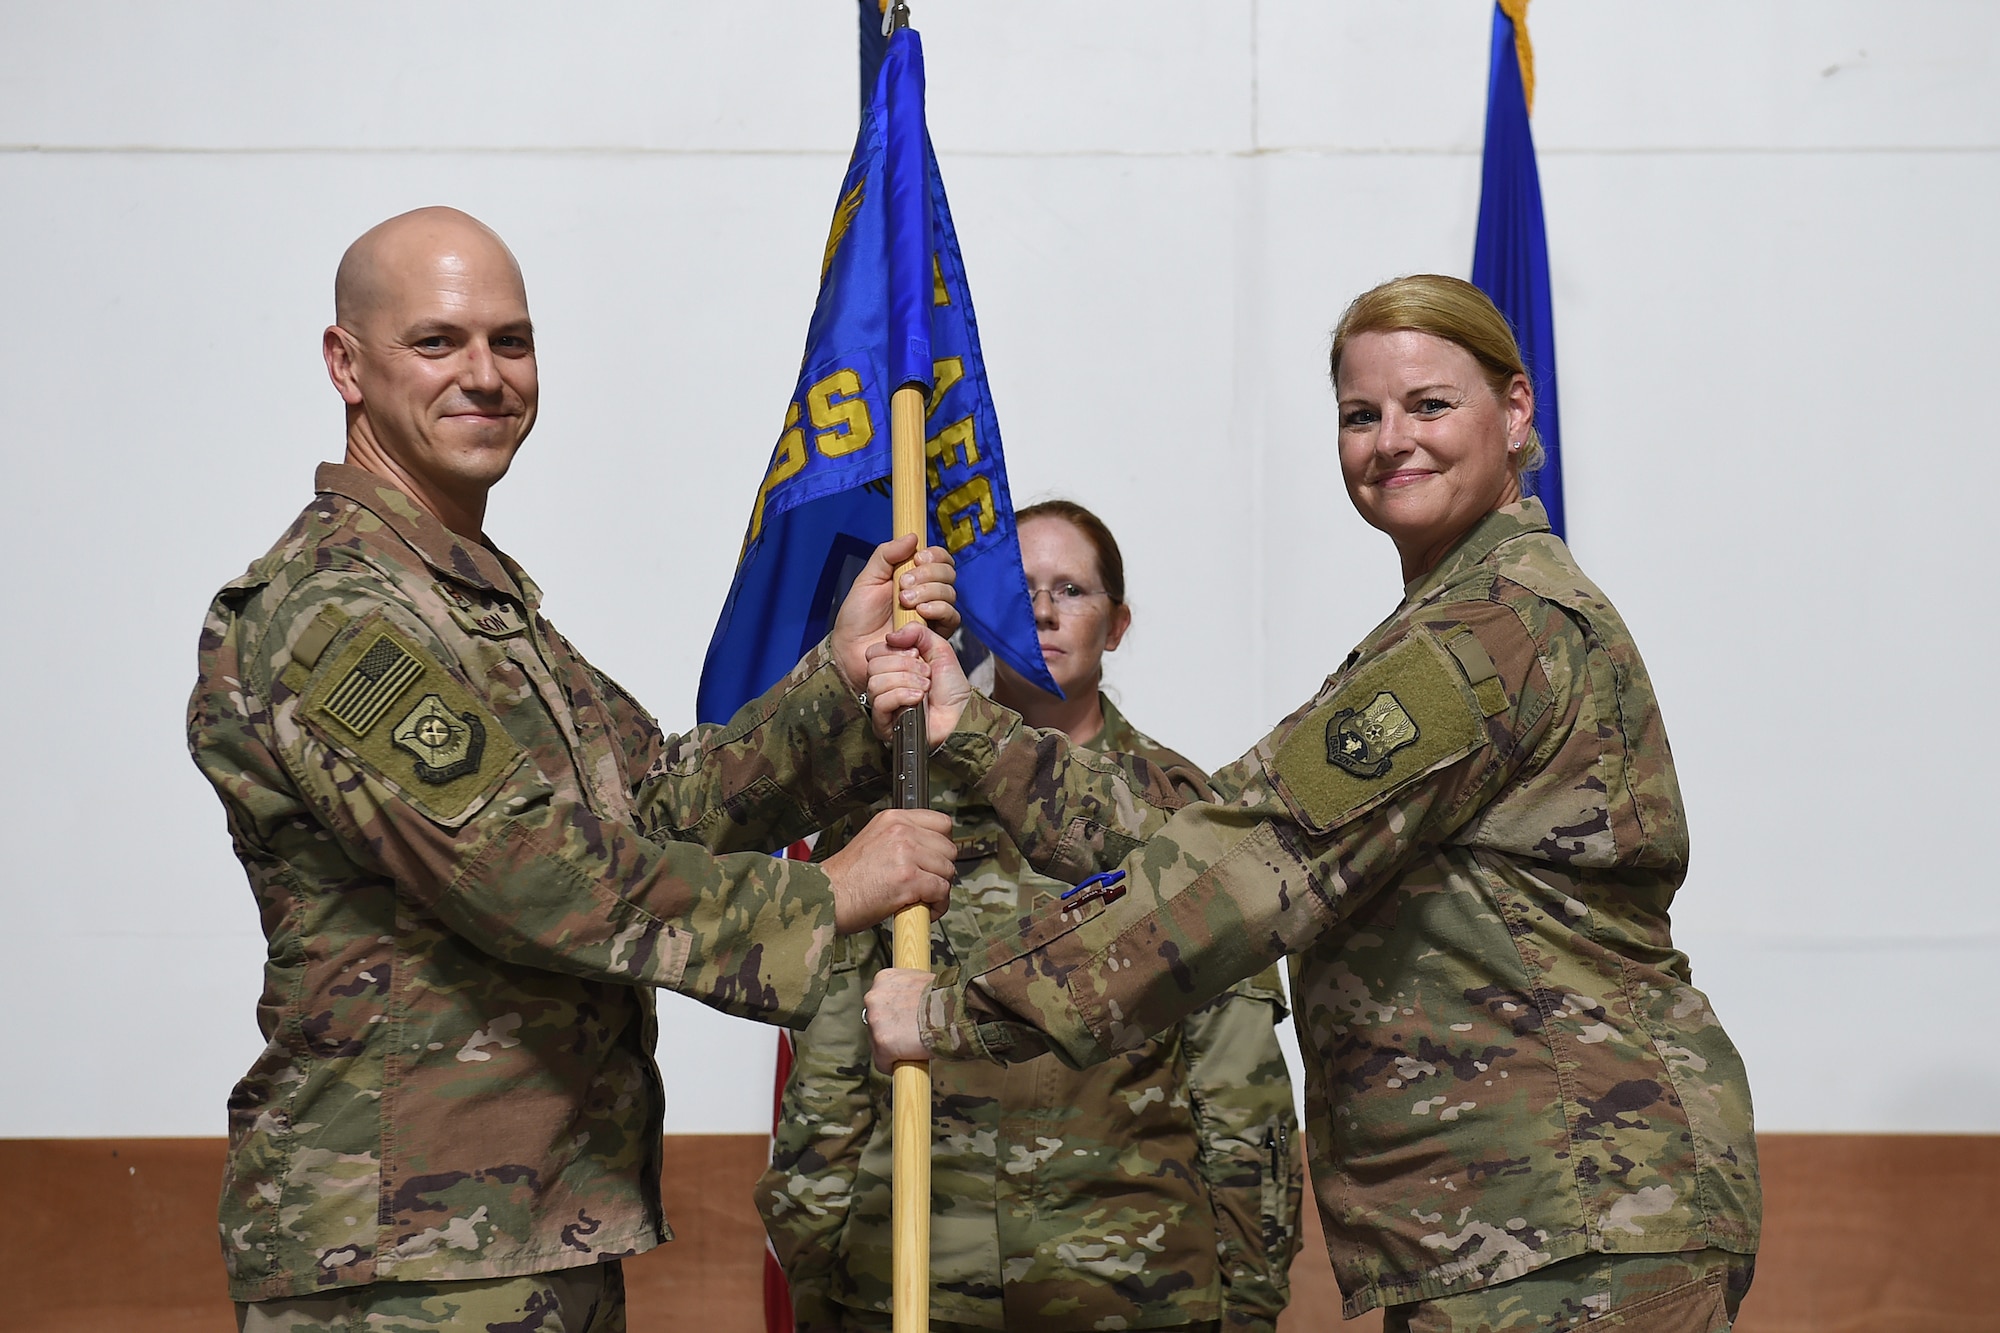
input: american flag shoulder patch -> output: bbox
[321,633,425,735]
[298,610,523,827]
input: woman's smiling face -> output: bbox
[1335,328,1533,583]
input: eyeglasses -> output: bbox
[1028,583,1110,612]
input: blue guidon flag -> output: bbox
[698,24,1056,725]
[1471,0,1564,540]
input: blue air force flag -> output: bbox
[1471,0,1565,539]
[698,27,1057,724]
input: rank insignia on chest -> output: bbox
[1326,691,1420,778]
[391,693,487,784]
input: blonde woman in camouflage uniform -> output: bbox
[760,501,1302,1333]
[865,278,1762,1332]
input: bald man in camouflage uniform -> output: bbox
[867,500,1760,1331]
[189,207,957,1332]
[760,695,1300,1333]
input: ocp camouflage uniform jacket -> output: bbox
[187,464,889,1302]
[916,500,1760,1318]
[760,697,1299,1333]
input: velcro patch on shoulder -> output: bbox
[278,606,351,696]
[1262,630,1484,835]
[291,606,349,672]
[1443,625,1510,718]
[301,612,524,826]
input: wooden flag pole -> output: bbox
[888,382,932,1333]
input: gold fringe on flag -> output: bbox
[1499,0,1535,113]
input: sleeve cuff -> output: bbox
[780,637,855,720]
[758,637,892,822]
[741,637,856,732]
[930,692,1015,788]
[757,858,840,1025]
[919,979,999,1061]
[1223,1312,1281,1333]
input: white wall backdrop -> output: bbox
[2,1,1994,1138]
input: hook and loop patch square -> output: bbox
[301,610,524,826]
[1262,630,1484,835]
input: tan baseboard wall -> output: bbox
[3,1134,1993,1332]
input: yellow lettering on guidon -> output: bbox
[746,401,808,551]
[925,358,964,418]
[925,416,979,492]
[822,181,865,283]
[744,366,881,553]
[936,477,995,553]
[808,368,874,458]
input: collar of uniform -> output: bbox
[1093,694,1138,755]
[486,546,544,610]
[1401,496,1552,605]
[314,462,525,602]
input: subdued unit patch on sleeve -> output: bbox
[300,612,524,826]
[1263,630,1484,834]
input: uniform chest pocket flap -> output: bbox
[297,609,527,828]
[1259,629,1487,837]
[971,869,1125,977]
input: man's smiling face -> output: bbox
[326,210,539,528]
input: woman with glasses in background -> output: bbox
[757,499,1302,1333]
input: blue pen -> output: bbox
[1061,869,1127,905]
